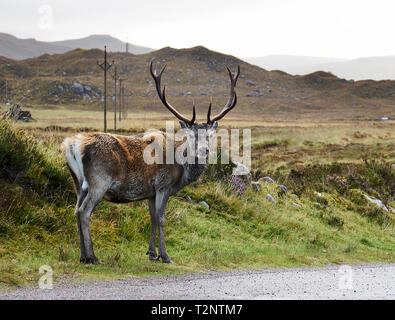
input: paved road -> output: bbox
[1,263,394,300]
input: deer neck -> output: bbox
[172,159,206,192]
[183,160,206,185]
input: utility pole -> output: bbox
[112,66,119,133]
[122,85,126,119]
[97,46,113,133]
[118,78,124,121]
[122,86,132,120]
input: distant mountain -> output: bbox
[0,33,69,60]
[0,33,154,60]
[314,56,395,81]
[50,34,153,55]
[245,55,346,74]
[245,55,395,80]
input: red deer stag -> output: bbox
[62,61,240,263]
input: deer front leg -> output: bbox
[155,191,172,263]
[146,197,159,261]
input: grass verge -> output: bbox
[0,119,394,289]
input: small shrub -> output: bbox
[226,174,247,196]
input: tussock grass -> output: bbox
[0,119,394,289]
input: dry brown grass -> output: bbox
[1,46,394,122]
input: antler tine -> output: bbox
[207,101,212,123]
[208,65,240,123]
[150,61,195,124]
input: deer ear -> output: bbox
[211,121,218,129]
[179,120,188,129]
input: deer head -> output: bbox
[150,61,240,160]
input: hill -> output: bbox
[245,55,346,74]
[315,56,395,81]
[50,34,153,55]
[0,33,70,60]
[0,33,153,60]
[0,46,394,120]
[245,54,395,81]
[245,55,395,81]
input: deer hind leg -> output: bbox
[67,164,88,261]
[146,197,159,261]
[155,191,172,263]
[78,182,109,264]
[76,190,88,262]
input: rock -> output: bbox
[251,181,261,191]
[71,81,84,95]
[279,185,288,194]
[198,201,210,209]
[246,80,255,86]
[186,195,192,203]
[232,162,250,175]
[364,195,388,212]
[266,194,276,204]
[263,176,274,183]
[292,202,301,207]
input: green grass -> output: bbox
[0,119,394,289]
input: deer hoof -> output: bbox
[146,250,159,261]
[161,256,173,264]
[80,256,101,264]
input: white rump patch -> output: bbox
[63,136,88,191]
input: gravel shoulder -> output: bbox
[1,263,394,300]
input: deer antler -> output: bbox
[207,65,240,123]
[150,61,195,124]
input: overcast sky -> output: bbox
[0,0,394,59]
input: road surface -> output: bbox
[1,263,394,300]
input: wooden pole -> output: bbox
[97,46,113,133]
[112,66,118,133]
[118,79,123,122]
